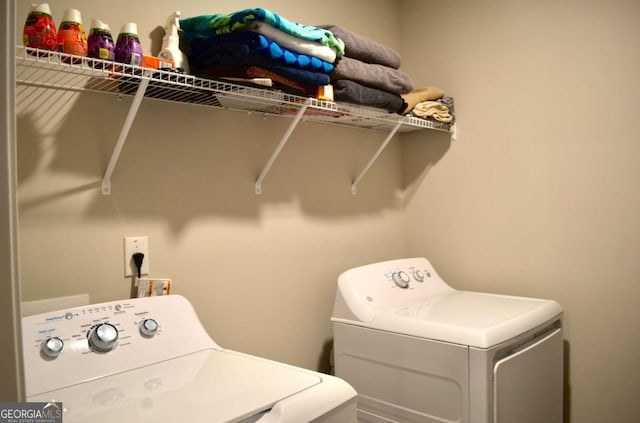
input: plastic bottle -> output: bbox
[56,8,87,59]
[87,18,115,66]
[23,3,57,54]
[115,23,143,66]
[157,11,189,73]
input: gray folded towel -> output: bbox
[330,56,414,95]
[333,80,406,113]
[319,24,402,69]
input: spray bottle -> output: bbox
[158,11,189,73]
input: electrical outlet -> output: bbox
[124,236,149,277]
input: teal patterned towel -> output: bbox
[180,8,345,57]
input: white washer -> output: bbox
[22,294,357,422]
[331,257,563,423]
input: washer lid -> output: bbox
[374,291,562,348]
[28,349,323,422]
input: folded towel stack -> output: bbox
[318,25,455,122]
[318,25,414,113]
[180,8,345,96]
[179,9,454,122]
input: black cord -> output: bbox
[133,252,144,278]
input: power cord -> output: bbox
[132,252,145,279]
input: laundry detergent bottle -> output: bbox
[23,3,57,53]
[87,18,115,64]
[115,23,143,66]
[56,8,88,58]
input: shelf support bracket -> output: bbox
[101,73,151,195]
[255,98,311,195]
[351,120,403,194]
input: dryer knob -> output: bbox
[89,323,119,352]
[42,336,64,358]
[392,271,410,288]
[139,318,159,338]
[413,269,425,282]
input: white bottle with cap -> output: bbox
[158,11,189,73]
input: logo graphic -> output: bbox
[0,402,63,423]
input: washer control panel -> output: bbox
[22,295,219,397]
[25,300,162,361]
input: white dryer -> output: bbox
[331,257,563,423]
[22,294,357,422]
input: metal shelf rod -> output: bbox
[351,120,403,194]
[255,98,311,195]
[101,73,151,195]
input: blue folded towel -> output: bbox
[180,8,345,57]
[189,32,333,73]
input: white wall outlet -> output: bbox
[124,236,149,277]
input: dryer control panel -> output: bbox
[333,257,456,323]
[22,295,219,397]
[389,266,434,288]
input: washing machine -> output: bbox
[331,257,563,423]
[22,294,357,422]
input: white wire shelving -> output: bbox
[15,45,453,195]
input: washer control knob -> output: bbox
[392,271,410,288]
[42,337,64,358]
[413,269,425,282]
[139,318,159,338]
[89,323,119,352]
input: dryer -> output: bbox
[22,294,357,422]
[331,257,563,423]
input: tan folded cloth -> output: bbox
[411,100,453,122]
[400,86,445,113]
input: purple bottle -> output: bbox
[115,22,143,66]
[87,18,115,67]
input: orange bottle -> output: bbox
[56,9,87,58]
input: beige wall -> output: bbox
[14,0,640,421]
[400,1,640,422]
[15,0,404,372]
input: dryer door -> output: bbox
[493,329,563,423]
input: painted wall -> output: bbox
[15,0,405,373]
[400,1,640,422]
[16,1,638,421]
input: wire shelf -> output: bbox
[15,45,454,195]
[15,45,452,134]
